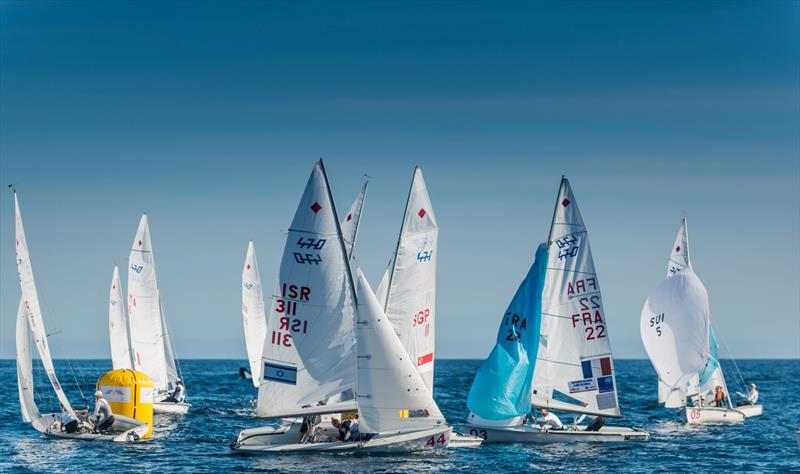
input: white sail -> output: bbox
[530,178,622,418]
[340,181,368,261]
[375,264,390,307]
[14,192,74,414]
[128,214,172,393]
[256,161,357,418]
[640,268,711,388]
[355,268,446,434]
[160,295,180,390]
[658,218,691,406]
[16,299,40,423]
[382,167,439,390]
[242,241,268,387]
[109,265,133,370]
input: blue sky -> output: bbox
[1,1,798,359]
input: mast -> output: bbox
[382,166,417,310]
[318,159,358,306]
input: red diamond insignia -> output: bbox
[561,198,570,207]
[138,240,143,246]
[310,202,321,213]
[347,213,352,222]
[112,285,116,289]
[418,208,426,218]
[246,264,251,270]
[676,246,681,252]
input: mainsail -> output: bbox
[380,167,439,390]
[127,215,179,394]
[256,161,358,418]
[640,268,711,388]
[340,181,368,261]
[109,265,133,370]
[354,268,446,434]
[14,192,74,415]
[242,241,268,387]
[530,178,622,418]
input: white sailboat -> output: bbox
[241,241,268,386]
[374,167,481,448]
[652,219,756,423]
[340,180,368,262]
[464,177,649,443]
[126,214,189,415]
[231,160,453,453]
[13,191,148,441]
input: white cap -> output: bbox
[95,390,103,397]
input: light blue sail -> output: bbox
[698,325,720,388]
[467,244,548,420]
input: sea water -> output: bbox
[1,359,798,473]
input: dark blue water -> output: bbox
[1,359,798,473]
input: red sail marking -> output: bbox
[418,208,426,218]
[417,352,434,366]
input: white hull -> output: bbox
[35,413,149,442]
[154,401,191,415]
[736,404,763,418]
[231,425,451,453]
[463,423,650,443]
[448,431,483,448]
[683,406,745,424]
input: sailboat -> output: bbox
[13,191,148,441]
[650,219,757,424]
[231,161,452,453]
[124,215,189,415]
[374,167,481,448]
[464,177,650,443]
[241,241,268,386]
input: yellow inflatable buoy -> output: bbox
[96,369,154,439]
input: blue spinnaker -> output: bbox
[698,325,719,388]
[467,244,548,420]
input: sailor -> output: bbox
[164,380,186,403]
[713,386,726,407]
[59,405,80,434]
[331,417,370,442]
[736,383,759,406]
[93,391,115,433]
[532,408,563,430]
[298,414,322,443]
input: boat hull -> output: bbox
[736,404,763,418]
[154,401,191,415]
[463,423,650,443]
[683,406,745,424]
[231,425,452,453]
[35,413,149,442]
[448,431,483,448]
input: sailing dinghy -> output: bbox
[374,167,481,448]
[231,161,452,453]
[14,192,148,442]
[647,219,754,424]
[241,241,268,387]
[125,215,190,415]
[464,177,649,443]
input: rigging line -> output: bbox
[67,360,88,408]
[715,329,748,391]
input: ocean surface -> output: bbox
[1,359,798,473]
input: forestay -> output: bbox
[14,193,74,414]
[340,181,368,261]
[242,241,267,387]
[530,178,622,418]
[382,167,439,390]
[640,269,711,388]
[256,161,357,418]
[109,265,133,370]
[128,215,175,394]
[355,269,446,434]
[467,244,548,421]
[16,299,40,423]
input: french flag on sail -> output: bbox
[581,357,612,379]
